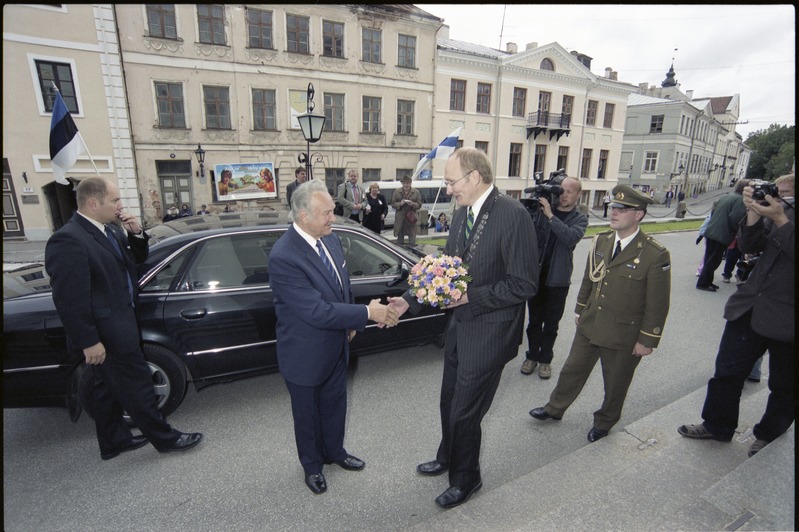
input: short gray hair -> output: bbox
[290,179,328,221]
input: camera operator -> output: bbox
[679,173,794,457]
[521,175,587,379]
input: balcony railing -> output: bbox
[526,112,571,140]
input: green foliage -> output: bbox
[746,124,795,181]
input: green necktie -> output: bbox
[465,207,474,242]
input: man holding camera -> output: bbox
[521,176,587,379]
[679,174,794,457]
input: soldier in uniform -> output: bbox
[529,185,671,442]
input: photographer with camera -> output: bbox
[679,174,794,457]
[696,179,749,292]
[520,173,587,379]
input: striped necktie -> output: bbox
[316,240,342,295]
[465,207,475,242]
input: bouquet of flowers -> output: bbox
[408,254,471,308]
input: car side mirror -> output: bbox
[387,261,409,287]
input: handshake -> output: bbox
[367,299,404,327]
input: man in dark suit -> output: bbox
[530,185,671,443]
[269,179,397,495]
[388,147,539,509]
[679,174,794,457]
[286,166,307,208]
[44,177,202,460]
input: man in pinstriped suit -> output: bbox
[389,147,538,509]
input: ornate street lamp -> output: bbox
[194,144,206,183]
[296,83,326,179]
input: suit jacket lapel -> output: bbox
[75,214,124,264]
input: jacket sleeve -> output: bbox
[549,210,588,248]
[337,184,356,210]
[638,247,671,348]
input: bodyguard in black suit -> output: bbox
[45,177,202,460]
[390,148,538,508]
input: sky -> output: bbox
[420,4,795,140]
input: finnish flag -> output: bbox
[49,91,85,185]
[411,127,462,180]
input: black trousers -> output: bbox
[435,345,504,489]
[697,238,726,288]
[701,311,795,442]
[525,285,569,364]
[88,348,180,455]
[285,353,349,475]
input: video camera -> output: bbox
[749,180,779,205]
[520,169,566,216]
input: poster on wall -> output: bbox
[214,162,277,201]
[289,89,308,130]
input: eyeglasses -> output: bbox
[444,169,474,188]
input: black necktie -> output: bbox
[105,225,135,305]
[316,240,342,295]
[612,240,622,261]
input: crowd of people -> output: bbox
[46,155,794,511]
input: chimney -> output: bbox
[605,67,612,78]
[610,71,618,81]
[685,89,694,100]
[438,24,450,40]
[526,42,538,51]
[506,42,517,54]
[638,82,649,92]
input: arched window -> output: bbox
[540,58,555,71]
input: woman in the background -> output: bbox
[362,182,388,234]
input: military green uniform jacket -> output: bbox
[575,230,671,351]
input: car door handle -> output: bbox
[180,309,208,319]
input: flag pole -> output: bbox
[52,83,101,177]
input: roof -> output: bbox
[692,96,734,114]
[437,38,510,60]
[627,93,678,106]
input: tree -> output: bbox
[746,124,795,181]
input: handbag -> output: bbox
[405,209,418,225]
[333,184,346,216]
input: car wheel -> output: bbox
[78,345,188,420]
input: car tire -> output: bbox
[78,345,188,420]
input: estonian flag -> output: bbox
[49,91,85,185]
[411,127,462,180]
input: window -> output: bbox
[362,96,381,133]
[603,103,615,128]
[580,149,592,178]
[362,28,382,63]
[181,233,279,290]
[396,100,414,135]
[247,8,273,49]
[197,4,225,45]
[398,34,416,68]
[644,151,658,173]
[36,60,77,113]
[325,168,345,195]
[203,86,231,129]
[512,88,526,117]
[475,141,488,153]
[562,95,574,123]
[450,79,466,111]
[156,82,185,128]
[538,91,551,123]
[286,14,310,53]
[598,150,609,179]
[363,169,381,182]
[586,100,598,126]
[540,58,554,71]
[252,89,276,130]
[147,4,177,39]
[557,146,569,171]
[477,83,491,114]
[324,93,345,132]
[650,115,665,133]
[534,145,546,174]
[323,20,344,57]
[507,143,523,177]
[396,169,413,181]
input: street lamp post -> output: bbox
[194,144,206,184]
[296,83,326,180]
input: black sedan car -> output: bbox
[2,212,446,419]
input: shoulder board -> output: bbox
[645,236,666,251]
[596,229,614,238]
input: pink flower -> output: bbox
[450,288,462,300]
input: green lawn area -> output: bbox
[419,218,704,247]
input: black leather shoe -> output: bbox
[417,460,448,476]
[435,482,483,509]
[335,454,365,471]
[529,407,562,421]
[101,434,148,460]
[711,283,720,289]
[305,473,327,494]
[696,285,717,292]
[587,427,609,442]
[159,432,203,453]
